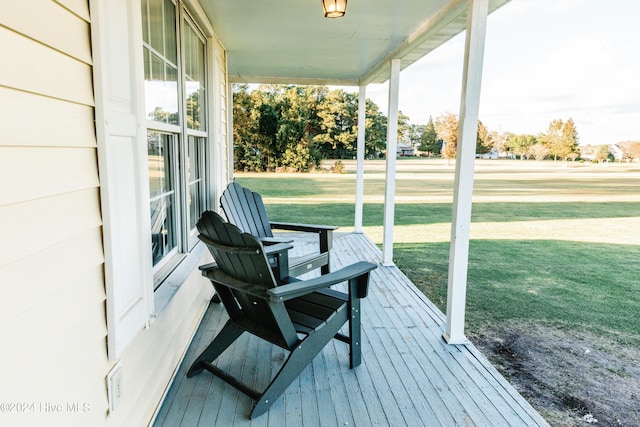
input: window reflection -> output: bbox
[142,0,179,125]
[187,136,205,231]
[184,23,206,131]
[148,132,177,265]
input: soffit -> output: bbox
[198,0,509,85]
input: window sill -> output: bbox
[152,242,207,315]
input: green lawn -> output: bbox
[235,159,640,345]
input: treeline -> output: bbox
[502,118,580,162]
[232,84,580,171]
[233,84,388,171]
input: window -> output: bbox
[148,132,177,266]
[142,0,178,125]
[142,0,208,285]
[183,17,208,247]
[187,135,206,239]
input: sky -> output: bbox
[360,0,640,147]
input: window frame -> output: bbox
[186,134,207,248]
[181,12,209,250]
[142,0,210,287]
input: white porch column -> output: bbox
[354,85,367,233]
[444,0,489,344]
[382,59,401,266]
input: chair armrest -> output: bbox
[199,262,217,271]
[267,261,376,302]
[269,222,339,233]
[263,242,294,256]
[260,236,294,245]
[270,222,337,259]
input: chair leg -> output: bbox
[348,275,369,368]
[319,229,332,275]
[348,284,362,369]
[250,308,348,419]
[187,320,244,377]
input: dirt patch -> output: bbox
[469,323,640,426]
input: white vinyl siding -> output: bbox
[0,0,107,424]
[0,27,93,105]
[2,0,92,64]
[0,86,97,148]
[0,147,99,205]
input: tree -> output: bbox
[276,85,324,166]
[233,84,263,171]
[529,143,550,161]
[541,118,563,161]
[418,116,440,156]
[363,99,387,158]
[490,130,508,156]
[595,145,610,163]
[257,103,280,169]
[476,120,492,155]
[436,112,458,161]
[407,124,426,150]
[620,142,640,161]
[506,133,537,160]
[232,84,393,170]
[314,88,358,159]
[435,113,493,161]
[559,118,579,162]
[540,118,579,165]
[396,111,412,146]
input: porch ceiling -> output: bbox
[197,0,509,85]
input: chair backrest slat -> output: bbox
[220,183,253,234]
[221,182,273,238]
[248,189,273,237]
[197,211,274,286]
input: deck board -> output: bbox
[152,232,549,427]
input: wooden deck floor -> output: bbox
[152,232,549,427]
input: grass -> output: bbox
[394,240,640,344]
[235,159,640,345]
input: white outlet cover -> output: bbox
[107,361,123,412]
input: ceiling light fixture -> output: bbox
[322,0,347,18]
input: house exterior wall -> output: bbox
[0,0,225,425]
[0,1,109,425]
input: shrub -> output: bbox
[331,160,346,174]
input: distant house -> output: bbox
[477,149,499,159]
[397,143,415,156]
[579,144,600,161]
[618,141,640,162]
[609,144,624,161]
[580,143,638,162]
